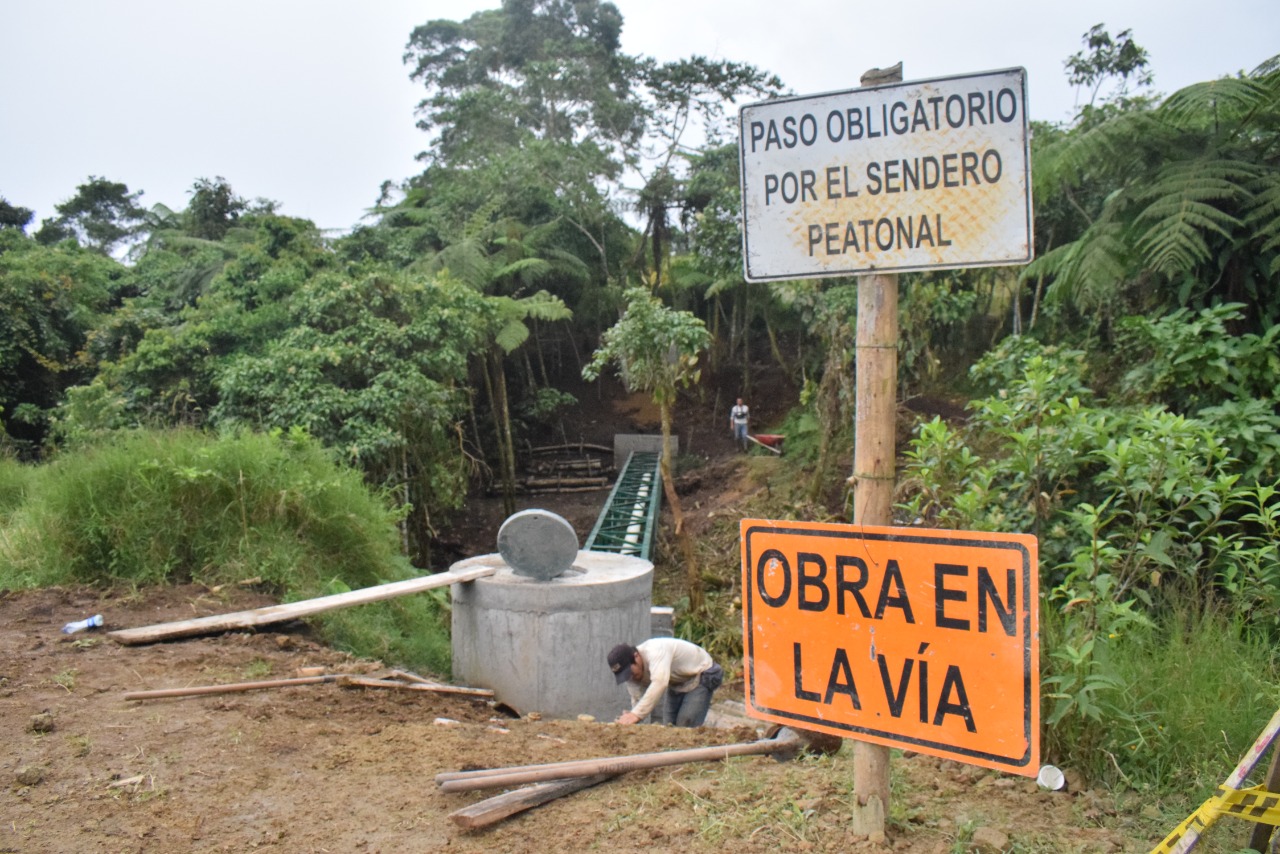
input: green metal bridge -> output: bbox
[583,451,663,560]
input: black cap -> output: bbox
[607,643,638,684]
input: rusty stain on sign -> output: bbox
[739,68,1033,281]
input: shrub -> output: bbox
[0,427,453,675]
[898,335,1280,788]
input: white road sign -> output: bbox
[738,68,1033,281]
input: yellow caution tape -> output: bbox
[1150,785,1280,854]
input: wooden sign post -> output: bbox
[853,257,899,834]
[737,58,1034,839]
[851,62,902,829]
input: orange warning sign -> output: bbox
[740,519,1039,775]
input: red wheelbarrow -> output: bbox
[747,434,785,455]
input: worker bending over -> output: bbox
[607,638,723,727]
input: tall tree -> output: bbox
[420,216,580,513]
[0,230,129,452]
[1065,24,1154,115]
[184,177,247,241]
[629,57,783,288]
[35,176,147,255]
[404,0,641,168]
[398,0,641,293]
[399,0,784,299]
[0,197,34,232]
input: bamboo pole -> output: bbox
[848,58,904,843]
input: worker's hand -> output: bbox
[616,711,641,725]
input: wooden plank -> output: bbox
[448,774,617,830]
[337,676,493,698]
[107,565,500,645]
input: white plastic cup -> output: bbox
[1036,764,1065,790]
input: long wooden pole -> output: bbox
[849,61,903,840]
[107,565,498,645]
[123,674,342,700]
[436,739,785,793]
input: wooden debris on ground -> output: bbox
[447,774,618,830]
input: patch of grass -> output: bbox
[0,456,35,516]
[52,669,77,692]
[0,428,451,675]
[242,659,272,680]
[1044,608,1280,795]
[67,734,91,757]
[683,753,844,848]
[314,588,454,677]
[131,780,169,803]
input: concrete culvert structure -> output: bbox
[450,510,653,721]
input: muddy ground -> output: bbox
[0,379,1223,853]
[2,582,1167,854]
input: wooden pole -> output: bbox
[123,674,342,700]
[435,737,791,793]
[1247,742,1280,852]
[107,565,498,645]
[850,61,903,840]
[336,676,494,698]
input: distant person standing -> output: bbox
[730,397,750,451]
[608,639,723,727]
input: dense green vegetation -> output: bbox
[0,429,452,673]
[2,0,1278,808]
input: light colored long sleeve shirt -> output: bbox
[624,638,714,720]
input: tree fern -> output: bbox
[1032,110,1166,194]
[1133,159,1257,275]
[1029,54,1280,323]
[1157,76,1274,130]
[1244,173,1280,276]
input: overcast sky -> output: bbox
[1,1,1274,234]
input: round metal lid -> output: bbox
[497,509,579,580]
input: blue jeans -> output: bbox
[663,663,723,727]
